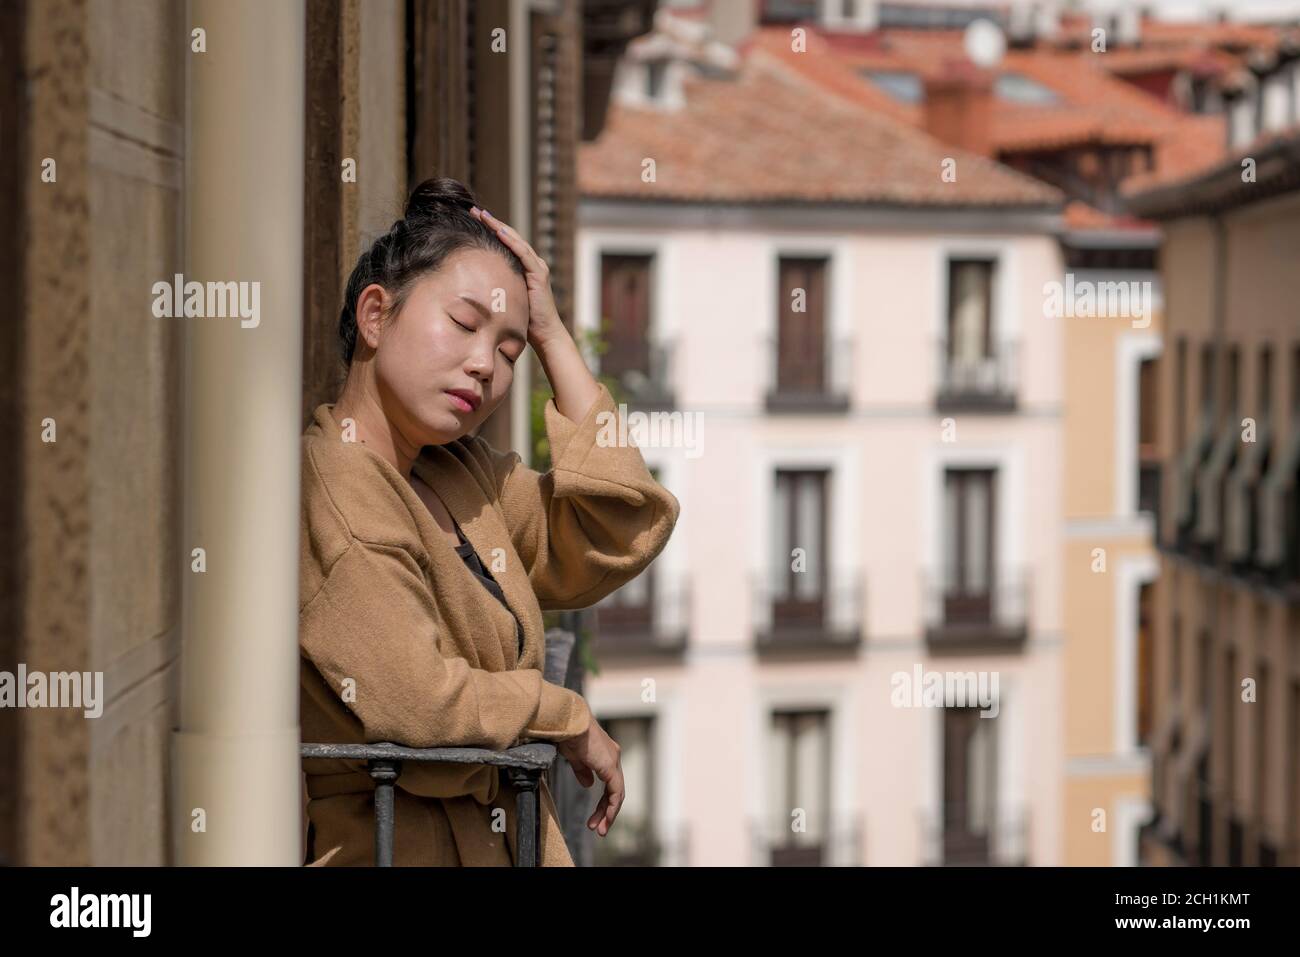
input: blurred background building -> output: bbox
[578,0,1299,866]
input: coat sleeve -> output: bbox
[469,382,681,610]
[300,537,591,750]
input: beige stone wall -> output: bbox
[14,0,186,865]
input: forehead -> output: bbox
[431,247,526,311]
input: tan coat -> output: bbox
[298,383,679,865]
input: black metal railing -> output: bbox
[299,741,556,866]
[751,572,864,651]
[601,338,676,409]
[764,333,853,412]
[593,579,690,657]
[922,567,1030,652]
[750,815,864,866]
[301,627,579,867]
[921,804,1029,866]
[935,338,1018,412]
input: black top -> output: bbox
[453,527,524,659]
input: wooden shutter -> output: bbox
[600,254,652,382]
[776,257,826,393]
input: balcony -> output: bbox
[600,338,677,410]
[752,572,864,656]
[921,804,1029,866]
[592,578,689,660]
[923,568,1029,654]
[750,815,863,866]
[763,333,852,414]
[592,819,690,867]
[934,339,1018,413]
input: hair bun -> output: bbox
[405,177,478,219]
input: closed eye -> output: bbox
[500,349,518,365]
[451,317,474,332]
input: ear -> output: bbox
[354,283,391,351]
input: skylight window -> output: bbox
[863,70,923,103]
[994,73,1059,105]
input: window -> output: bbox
[942,468,997,623]
[645,59,668,100]
[598,253,657,398]
[943,259,999,395]
[1200,343,1216,417]
[1226,345,1240,420]
[774,257,829,396]
[767,709,830,866]
[771,470,828,626]
[862,70,923,103]
[1139,357,1161,519]
[1138,582,1154,747]
[1171,613,1183,696]
[1259,345,1274,424]
[942,706,997,865]
[1176,338,1188,451]
[597,467,661,632]
[994,73,1060,105]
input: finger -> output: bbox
[587,791,609,831]
[480,213,546,273]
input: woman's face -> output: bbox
[369,247,530,447]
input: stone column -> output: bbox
[172,0,305,865]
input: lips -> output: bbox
[445,389,481,413]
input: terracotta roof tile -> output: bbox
[578,50,1062,208]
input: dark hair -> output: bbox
[337,177,526,364]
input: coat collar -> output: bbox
[309,403,541,671]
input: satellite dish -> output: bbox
[964,18,1006,69]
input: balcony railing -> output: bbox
[300,627,580,867]
[921,804,1029,866]
[750,814,864,866]
[763,333,853,413]
[752,571,864,653]
[593,579,690,659]
[600,338,676,410]
[922,567,1030,653]
[935,338,1018,412]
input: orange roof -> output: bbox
[578,50,1061,208]
[744,24,1230,199]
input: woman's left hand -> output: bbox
[469,206,567,353]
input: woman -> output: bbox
[299,177,680,866]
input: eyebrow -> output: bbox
[457,294,526,345]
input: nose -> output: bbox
[465,341,492,383]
